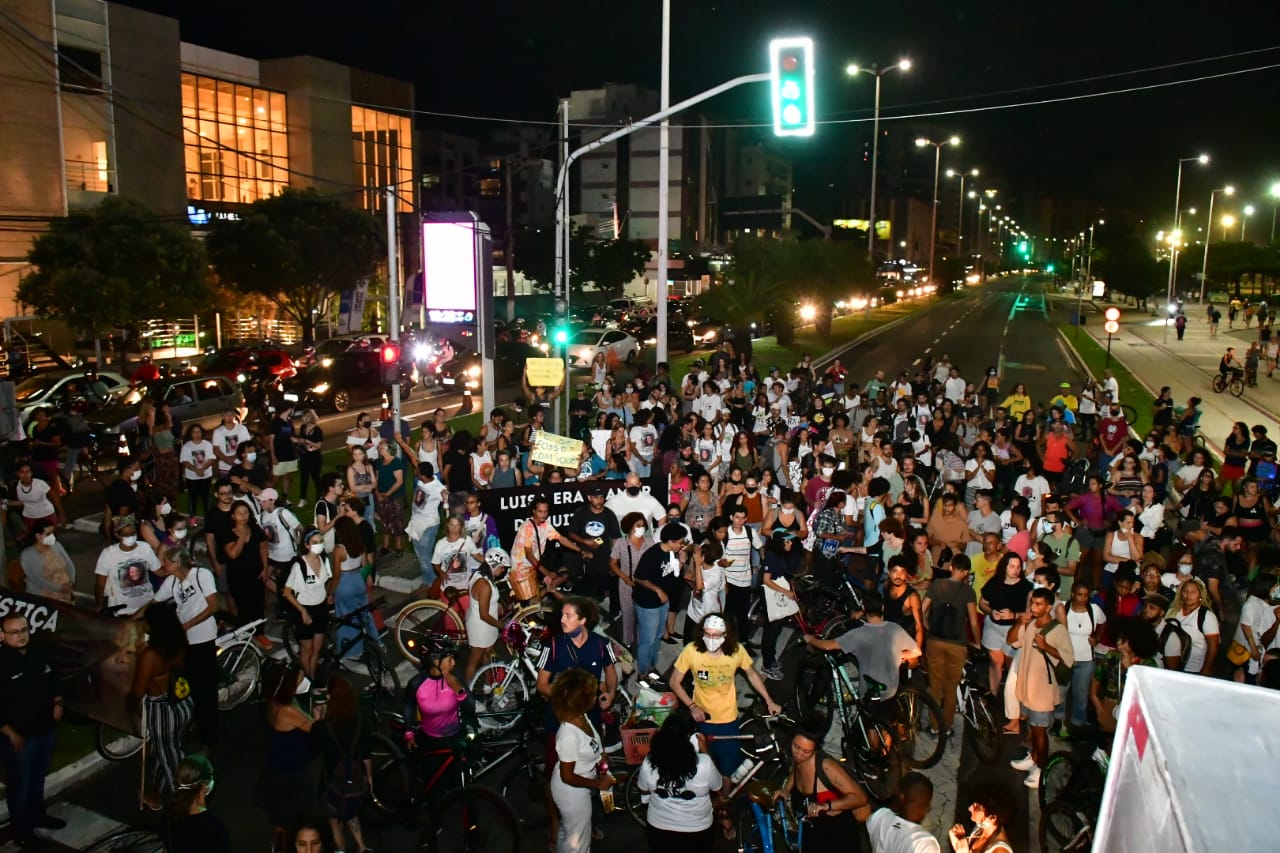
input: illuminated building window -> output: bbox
[351,106,413,212]
[181,72,287,203]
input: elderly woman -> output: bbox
[20,519,76,602]
[374,441,407,556]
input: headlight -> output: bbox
[466,366,480,378]
[644,337,657,346]
[578,348,592,360]
[1167,302,1178,315]
[704,330,716,341]
[320,357,333,368]
[686,320,696,328]
[538,342,549,353]
[235,373,247,383]
[311,382,330,395]
[412,344,430,360]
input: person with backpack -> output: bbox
[259,488,303,618]
[1062,581,1106,733]
[1008,589,1074,789]
[282,530,335,684]
[154,546,220,754]
[1166,577,1220,676]
[311,676,372,853]
[130,602,193,810]
[922,554,982,734]
[1140,593,1185,671]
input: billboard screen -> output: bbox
[423,218,478,323]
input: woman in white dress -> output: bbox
[688,519,728,627]
[550,669,614,853]
[464,547,508,683]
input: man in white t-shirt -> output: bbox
[1013,464,1052,520]
[211,409,252,475]
[943,368,967,404]
[605,473,666,528]
[866,772,940,853]
[410,462,448,586]
[93,522,160,615]
[723,505,763,644]
[627,411,659,477]
[257,488,301,611]
[154,552,220,748]
[1101,369,1120,405]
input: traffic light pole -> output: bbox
[386,186,401,440]
[553,72,771,392]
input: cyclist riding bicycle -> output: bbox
[1219,347,1245,382]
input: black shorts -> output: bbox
[290,603,329,639]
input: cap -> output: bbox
[1143,592,1171,611]
[1059,381,1071,389]
[259,488,279,501]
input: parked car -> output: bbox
[198,347,297,382]
[625,317,696,353]
[433,341,547,392]
[315,334,387,359]
[13,370,129,426]
[568,328,640,368]
[281,349,412,413]
[93,375,245,443]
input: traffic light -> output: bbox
[770,37,815,138]
[1104,307,1121,335]
[1018,240,1029,257]
[553,326,569,347]
[380,342,400,385]
[1045,263,1055,273]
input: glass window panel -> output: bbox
[197,76,216,118]
[235,85,253,124]
[351,107,364,134]
[254,89,269,126]
[254,128,271,159]
[198,119,216,144]
[216,80,234,123]
[271,131,287,160]
[181,74,196,117]
[272,164,288,186]
[270,93,286,131]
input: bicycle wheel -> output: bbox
[1037,749,1076,812]
[1229,377,1245,397]
[419,784,521,853]
[216,641,261,710]
[738,802,781,853]
[395,600,466,665]
[95,723,143,761]
[793,656,834,736]
[820,615,855,640]
[893,686,947,769]
[84,828,165,852]
[1212,374,1227,393]
[496,737,549,829]
[365,733,415,817]
[964,694,1002,765]
[844,719,900,803]
[1039,801,1094,852]
[361,642,402,702]
[623,767,648,827]
[470,661,530,734]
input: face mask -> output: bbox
[245,452,258,463]
[626,486,641,496]
[1145,441,1156,449]
[1032,581,1045,590]
[633,526,647,537]
[566,625,584,639]
[703,636,725,653]
[745,486,758,493]
[159,502,171,516]
[625,386,634,393]
[173,528,188,540]
[41,534,55,547]
[130,470,142,482]
[310,542,325,555]
[822,466,834,477]
[121,535,137,547]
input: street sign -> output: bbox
[1104,307,1121,322]
[1104,320,1120,334]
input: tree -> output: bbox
[206,189,384,344]
[18,197,210,357]
[1203,242,1280,296]
[514,224,650,295]
[694,237,792,354]
[1092,225,1164,304]
[780,239,871,337]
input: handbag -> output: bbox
[1226,640,1252,667]
[764,577,801,622]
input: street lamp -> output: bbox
[1270,181,1280,243]
[1242,204,1256,241]
[1085,218,1105,281]
[946,167,979,251]
[847,58,911,261]
[1200,185,1234,302]
[1164,153,1210,343]
[1221,213,1236,241]
[916,135,959,284]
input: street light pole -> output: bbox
[947,168,978,253]
[1164,154,1210,343]
[847,59,910,262]
[1200,186,1233,303]
[1085,219,1103,282]
[916,135,958,286]
[1242,204,1255,242]
[656,0,671,366]
[1270,181,1280,244]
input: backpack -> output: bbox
[1037,622,1073,684]
[1158,612,1204,672]
[927,585,965,641]
[323,716,368,820]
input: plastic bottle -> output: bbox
[598,757,615,813]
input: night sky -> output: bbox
[125,0,1280,232]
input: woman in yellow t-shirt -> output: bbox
[999,383,1033,420]
[668,614,781,779]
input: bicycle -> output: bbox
[1212,371,1245,397]
[744,570,863,646]
[82,827,164,852]
[955,647,1002,764]
[1038,733,1110,852]
[286,599,401,703]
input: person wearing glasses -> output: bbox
[0,614,68,846]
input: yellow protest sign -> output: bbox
[531,432,584,469]
[526,358,564,388]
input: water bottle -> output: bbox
[729,757,759,787]
[597,758,615,813]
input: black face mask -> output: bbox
[626,486,641,496]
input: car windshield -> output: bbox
[316,339,351,356]
[199,352,242,372]
[570,331,600,347]
[13,374,61,402]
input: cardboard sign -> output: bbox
[531,431,584,469]
[480,480,650,549]
[526,357,565,388]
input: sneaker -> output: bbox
[1023,766,1041,788]
[763,665,785,681]
[1010,752,1036,772]
[254,634,275,650]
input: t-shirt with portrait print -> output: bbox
[95,542,161,615]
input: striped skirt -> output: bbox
[143,693,194,797]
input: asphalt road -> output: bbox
[24,277,1091,852]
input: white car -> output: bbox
[569,328,640,368]
[14,370,129,425]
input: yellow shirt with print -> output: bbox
[970,551,1001,601]
[674,643,755,724]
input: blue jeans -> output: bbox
[335,569,374,658]
[698,717,744,777]
[0,730,54,837]
[1069,658,1096,726]
[413,525,440,587]
[634,601,668,674]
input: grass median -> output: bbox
[1058,323,1155,434]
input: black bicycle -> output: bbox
[1038,732,1110,852]
[283,598,401,703]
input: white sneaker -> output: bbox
[1010,752,1036,772]
[1023,766,1041,788]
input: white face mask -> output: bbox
[159,502,172,516]
[41,534,56,547]
[703,636,725,653]
[121,535,137,547]
[633,526,646,537]
[130,470,142,482]
[173,528,188,540]
[821,466,834,477]
[309,542,325,555]
[245,452,258,463]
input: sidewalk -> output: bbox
[1081,307,1280,453]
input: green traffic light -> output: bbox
[553,328,569,345]
[1046,263,1055,273]
[770,37,815,137]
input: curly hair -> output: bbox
[648,709,699,789]
[550,668,599,723]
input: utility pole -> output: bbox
[656,0,672,365]
[505,158,516,321]
[385,186,401,438]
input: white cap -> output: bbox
[259,488,279,502]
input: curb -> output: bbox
[0,749,109,824]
